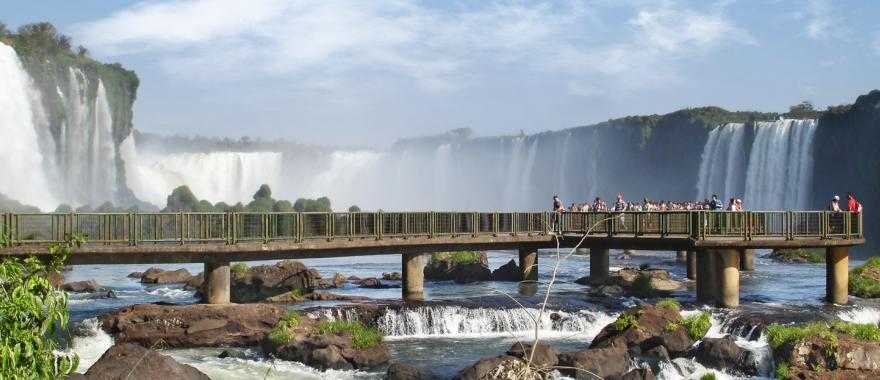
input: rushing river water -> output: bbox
[64,250,880,379]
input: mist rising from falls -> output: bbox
[745,119,817,210]
[695,119,817,210]
[0,43,57,209]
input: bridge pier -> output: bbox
[590,248,610,283]
[676,250,686,262]
[518,249,538,282]
[717,249,741,308]
[203,260,231,304]
[402,252,424,302]
[686,250,697,280]
[740,249,755,271]
[826,247,849,304]
[696,250,717,304]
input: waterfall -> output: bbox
[121,139,284,206]
[695,123,746,200]
[557,132,572,198]
[0,43,57,210]
[744,119,817,210]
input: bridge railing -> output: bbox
[0,211,862,246]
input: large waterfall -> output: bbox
[0,43,57,209]
[695,119,817,210]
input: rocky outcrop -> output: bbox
[62,280,102,293]
[691,336,756,376]
[386,363,440,380]
[590,304,693,351]
[424,252,491,283]
[491,260,521,282]
[382,272,402,281]
[358,278,400,289]
[776,335,880,376]
[264,291,369,303]
[557,344,631,379]
[261,315,389,370]
[576,268,682,297]
[82,343,209,380]
[455,355,536,380]
[231,260,323,302]
[102,303,286,348]
[139,267,194,284]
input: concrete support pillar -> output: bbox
[676,250,686,262]
[590,248,610,283]
[717,249,741,308]
[740,249,755,271]
[686,250,697,280]
[696,250,717,304]
[826,247,849,305]
[204,260,231,304]
[518,249,538,282]
[402,252,424,302]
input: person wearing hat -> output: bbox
[829,195,842,212]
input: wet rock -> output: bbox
[455,355,536,380]
[84,343,209,379]
[141,267,194,284]
[614,268,682,297]
[127,271,144,279]
[102,303,286,348]
[491,260,521,282]
[691,335,756,376]
[81,290,117,300]
[184,273,204,291]
[506,341,558,370]
[231,260,323,302]
[347,275,362,282]
[382,272,402,281]
[424,252,492,284]
[589,284,624,297]
[304,292,369,302]
[776,335,880,374]
[358,278,400,289]
[591,305,693,352]
[386,363,440,380]
[621,367,656,380]
[558,344,631,379]
[62,280,101,293]
[317,272,348,289]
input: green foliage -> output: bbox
[54,204,73,213]
[699,373,717,380]
[254,184,272,200]
[631,274,653,297]
[828,320,880,341]
[317,320,383,349]
[165,185,201,212]
[775,361,790,379]
[293,197,332,212]
[849,256,880,298]
[766,322,839,350]
[613,313,639,332]
[771,248,825,263]
[268,311,301,344]
[0,234,82,378]
[785,101,820,119]
[656,298,680,311]
[430,251,482,265]
[681,312,711,340]
[230,262,248,275]
[348,205,361,213]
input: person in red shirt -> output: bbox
[847,193,863,213]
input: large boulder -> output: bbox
[506,341,558,370]
[140,267,194,284]
[591,305,693,352]
[424,252,491,283]
[691,335,756,376]
[102,303,286,348]
[231,260,323,302]
[613,268,682,297]
[491,260,522,282]
[358,278,400,289]
[557,344,631,379]
[83,343,209,380]
[62,280,101,293]
[776,335,880,376]
[386,363,440,380]
[455,355,538,380]
[382,272,402,281]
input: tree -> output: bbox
[348,205,361,212]
[54,204,73,213]
[253,184,272,200]
[165,185,200,212]
[16,22,72,54]
[0,232,82,378]
[787,101,819,118]
[0,22,9,37]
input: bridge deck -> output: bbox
[0,211,864,264]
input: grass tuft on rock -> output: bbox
[230,262,248,275]
[430,251,482,265]
[268,311,301,343]
[317,320,384,349]
[849,256,880,298]
[775,361,790,379]
[612,312,639,332]
[681,312,711,340]
[766,319,880,356]
[656,298,680,311]
[699,373,717,380]
[770,248,825,263]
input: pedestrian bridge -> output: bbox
[0,210,865,308]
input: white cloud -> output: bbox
[74,0,752,96]
[802,0,846,40]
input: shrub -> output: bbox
[230,262,248,275]
[656,298,680,311]
[849,256,880,298]
[700,373,717,380]
[268,311,301,344]
[317,320,383,349]
[613,313,639,332]
[430,251,482,265]
[775,361,790,379]
[0,233,82,378]
[829,320,880,341]
[771,248,824,263]
[681,312,711,340]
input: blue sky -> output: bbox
[4,0,879,146]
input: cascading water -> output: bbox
[744,119,817,210]
[0,43,57,209]
[695,123,746,200]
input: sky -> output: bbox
[4,0,879,147]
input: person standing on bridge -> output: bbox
[829,195,842,212]
[552,195,564,232]
[848,193,863,213]
[711,195,723,211]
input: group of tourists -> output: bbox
[553,193,742,213]
[829,193,863,213]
